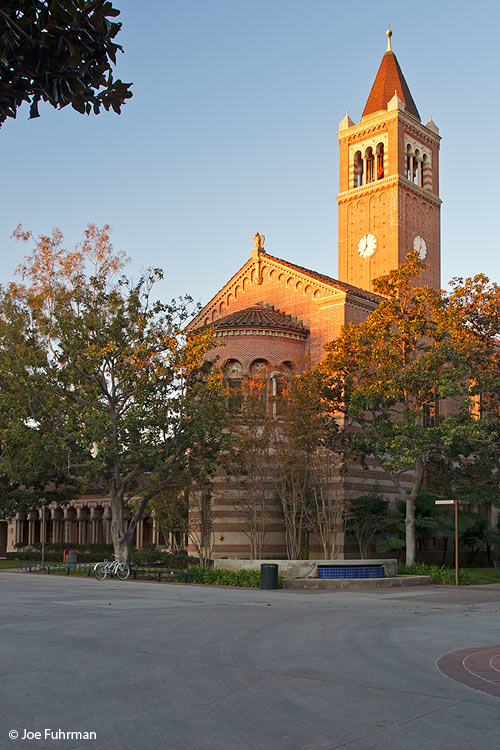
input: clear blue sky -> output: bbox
[1,0,499,306]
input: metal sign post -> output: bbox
[435,500,466,586]
[41,503,46,567]
[455,500,458,587]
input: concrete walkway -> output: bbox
[2,572,500,749]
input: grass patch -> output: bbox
[463,568,500,585]
[0,559,26,569]
[25,566,92,577]
[398,563,500,585]
[398,562,470,584]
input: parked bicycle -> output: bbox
[94,556,130,581]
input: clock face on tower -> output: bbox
[413,235,427,260]
[357,233,377,258]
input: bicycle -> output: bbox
[94,556,130,581]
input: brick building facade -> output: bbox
[0,31,445,560]
[186,30,442,559]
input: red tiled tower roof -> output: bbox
[214,304,308,335]
[362,49,420,120]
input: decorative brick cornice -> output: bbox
[398,176,442,205]
[337,174,399,202]
[187,248,383,333]
[338,109,440,148]
[400,111,441,146]
[215,329,308,341]
[337,173,441,206]
[338,116,394,143]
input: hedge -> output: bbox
[186,566,283,588]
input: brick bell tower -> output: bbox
[337,29,441,292]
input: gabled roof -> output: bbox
[187,251,383,333]
[214,304,309,334]
[362,50,420,120]
[265,253,383,304]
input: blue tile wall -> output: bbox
[317,566,384,579]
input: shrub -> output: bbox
[398,562,470,585]
[186,566,283,588]
[7,549,112,563]
[8,542,114,562]
[130,548,198,568]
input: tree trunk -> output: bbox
[442,535,448,565]
[110,497,131,565]
[360,539,369,560]
[110,485,138,566]
[405,458,424,565]
[405,495,416,565]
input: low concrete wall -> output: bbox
[214,558,398,578]
[283,575,431,589]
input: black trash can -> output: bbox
[260,563,278,590]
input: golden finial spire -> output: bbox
[386,27,392,52]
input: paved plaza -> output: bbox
[1,572,500,750]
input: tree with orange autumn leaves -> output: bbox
[0,224,230,563]
[318,253,500,565]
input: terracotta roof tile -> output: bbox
[362,51,420,120]
[214,304,309,334]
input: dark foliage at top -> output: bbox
[0,0,132,126]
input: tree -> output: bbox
[0,272,83,518]
[0,225,229,563]
[222,378,274,560]
[274,372,344,560]
[145,486,186,553]
[301,445,345,560]
[0,0,132,126]
[443,273,500,506]
[319,252,495,565]
[376,494,490,566]
[343,493,388,560]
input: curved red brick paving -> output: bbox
[437,645,500,698]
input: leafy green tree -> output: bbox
[143,486,187,553]
[319,253,497,565]
[377,494,489,566]
[442,273,500,507]
[0,0,132,126]
[0,225,229,563]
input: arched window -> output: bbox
[273,362,293,417]
[423,390,438,427]
[376,143,384,180]
[406,143,413,181]
[224,359,243,411]
[422,153,431,190]
[407,143,432,188]
[249,359,270,413]
[364,147,374,183]
[414,148,422,186]
[353,150,363,187]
